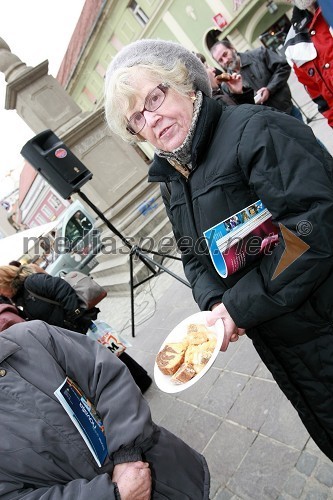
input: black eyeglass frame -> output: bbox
[126,83,169,136]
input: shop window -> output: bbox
[259,15,291,53]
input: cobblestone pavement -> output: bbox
[99,258,333,500]
[98,86,333,499]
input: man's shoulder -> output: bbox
[240,46,265,64]
[243,46,265,57]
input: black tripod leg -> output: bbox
[135,248,190,287]
[129,251,136,338]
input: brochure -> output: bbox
[54,377,108,467]
[203,200,279,278]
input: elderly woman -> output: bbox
[104,39,333,461]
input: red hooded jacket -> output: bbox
[284,6,333,127]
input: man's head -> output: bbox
[210,40,240,72]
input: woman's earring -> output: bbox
[190,94,197,102]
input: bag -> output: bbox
[62,271,107,310]
[86,320,131,356]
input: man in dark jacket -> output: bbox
[195,52,255,105]
[210,40,293,114]
[0,321,210,498]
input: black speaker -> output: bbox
[20,129,93,199]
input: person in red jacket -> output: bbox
[284,0,333,127]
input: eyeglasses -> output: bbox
[126,83,169,136]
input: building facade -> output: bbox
[59,0,292,133]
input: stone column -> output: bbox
[0,37,150,212]
[0,37,82,134]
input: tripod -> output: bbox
[77,190,190,337]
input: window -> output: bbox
[95,62,106,79]
[65,211,93,247]
[49,194,62,209]
[259,15,291,53]
[42,204,53,218]
[35,214,47,225]
[83,86,98,104]
[129,0,149,26]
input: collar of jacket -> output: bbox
[238,51,251,68]
[291,5,315,32]
[0,335,21,363]
[284,6,320,66]
[148,96,223,183]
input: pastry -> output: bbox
[156,323,217,383]
[156,344,186,375]
[171,363,196,384]
[186,323,209,345]
[216,72,231,82]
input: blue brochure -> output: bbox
[54,377,108,467]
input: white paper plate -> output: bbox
[154,311,224,394]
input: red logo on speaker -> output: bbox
[55,148,67,159]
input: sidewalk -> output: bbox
[99,258,333,500]
[288,72,333,155]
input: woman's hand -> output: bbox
[112,461,151,500]
[207,302,245,351]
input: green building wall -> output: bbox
[70,0,291,115]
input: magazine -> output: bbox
[54,377,108,467]
[203,200,279,278]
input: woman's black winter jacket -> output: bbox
[148,96,333,460]
[14,273,89,333]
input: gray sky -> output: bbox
[0,0,86,199]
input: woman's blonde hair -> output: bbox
[104,60,194,143]
[0,265,35,294]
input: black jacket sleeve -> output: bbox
[222,109,333,328]
[160,185,227,310]
[262,47,291,95]
[229,87,255,105]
